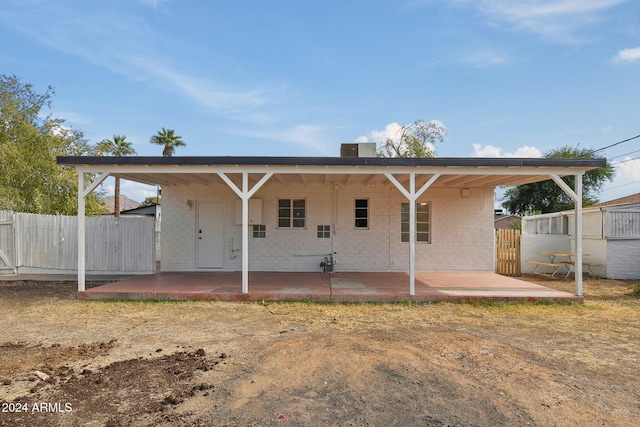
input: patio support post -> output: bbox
[550,173,584,296]
[409,173,416,294]
[575,173,583,296]
[217,171,273,294]
[76,170,111,292]
[77,172,86,292]
[242,173,249,294]
[384,172,440,295]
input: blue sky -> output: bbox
[1,0,639,205]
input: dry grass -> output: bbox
[1,276,639,426]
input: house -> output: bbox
[58,145,606,296]
[494,209,520,229]
[521,193,640,279]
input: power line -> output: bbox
[608,148,640,160]
[591,133,640,154]
[601,179,640,192]
[610,156,640,166]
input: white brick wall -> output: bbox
[567,211,604,239]
[607,240,640,279]
[161,180,495,273]
[520,235,572,274]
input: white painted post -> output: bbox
[409,172,416,295]
[75,170,111,292]
[550,173,585,297]
[217,171,272,294]
[77,172,86,292]
[575,173,583,296]
[384,172,440,296]
[241,172,249,294]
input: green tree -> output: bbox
[378,119,447,158]
[97,135,136,217]
[150,127,185,157]
[0,74,105,215]
[503,146,615,215]
[141,196,161,206]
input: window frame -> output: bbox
[354,198,369,229]
[277,198,306,229]
[400,202,431,243]
[252,224,266,238]
[317,225,331,238]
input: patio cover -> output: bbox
[58,155,607,297]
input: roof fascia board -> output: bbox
[58,156,606,168]
[74,164,595,176]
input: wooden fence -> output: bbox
[606,209,640,238]
[0,210,155,275]
[496,228,521,276]
[0,210,15,273]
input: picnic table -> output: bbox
[528,252,602,278]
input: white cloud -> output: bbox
[601,157,640,200]
[510,145,543,157]
[51,126,71,138]
[473,143,542,157]
[281,124,333,154]
[54,111,91,125]
[102,180,157,202]
[614,46,640,63]
[359,122,403,144]
[472,144,502,157]
[359,121,449,144]
[476,0,628,43]
[615,157,640,182]
[231,124,334,155]
[139,60,270,116]
[140,0,169,9]
[358,121,448,156]
[1,2,275,122]
[455,46,510,68]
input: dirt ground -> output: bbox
[0,276,638,427]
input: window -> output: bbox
[317,225,331,238]
[401,202,430,243]
[252,224,266,238]
[278,199,306,228]
[355,199,369,228]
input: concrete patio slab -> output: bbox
[77,271,582,303]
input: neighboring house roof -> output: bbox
[494,215,520,229]
[58,156,607,189]
[102,194,141,213]
[588,193,640,209]
[119,204,158,216]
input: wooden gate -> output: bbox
[496,228,521,276]
[0,210,15,274]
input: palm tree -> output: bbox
[97,135,136,217]
[150,128,186,157]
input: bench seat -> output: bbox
[527,260,566,277]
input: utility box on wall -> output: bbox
[235,199,263,225]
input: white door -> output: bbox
[197,202,224,268]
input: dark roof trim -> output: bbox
[58,156,607,168]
